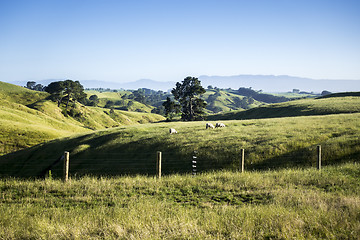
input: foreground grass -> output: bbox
[0,163,359,239]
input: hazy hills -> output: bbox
[6,74,360,92]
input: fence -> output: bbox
[1,143,356,179]
[57,146,323,182]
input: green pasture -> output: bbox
[203,89,263,113]
[0,100,88,155]
[1,113,359,177]
[85,90,154,113]
[0,82,165,156]
[1,81,360,239]
[208,96,360,120]
[0,163,359,239]
[0,100,164,156]
[0,81,48,105]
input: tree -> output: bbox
[162,97,179,121]
[62,80,86,111]
[105,100,115,108]
[26,81,36,90]
[321,90,332,96]
[127,101,134,108]
[45,80,86,111]
[25,81,44,91]
[89,95,99,106]
[45,81,65,107]
[33,84,44,91]
[171,76,207,121]
[133,89,146,104]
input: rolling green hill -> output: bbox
[0,99,89,156]
[207,96,360,120]
[318,91,360,99]
[1,113,359,177]
[85,90,155,113]
[0,82,165,156]
[0,81,48,105]
[203,89,263,113]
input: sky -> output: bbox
[0,0,360,83]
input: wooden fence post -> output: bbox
[240,149,245,173]
[156,151,162,179]
[317,145,321,170]
[63,151,69,182]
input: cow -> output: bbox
[215,122,226,128]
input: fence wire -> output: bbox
[0,142,358,178]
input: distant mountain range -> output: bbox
[5,75,360,93]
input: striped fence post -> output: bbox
[192,151,197,176]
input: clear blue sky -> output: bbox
[1,0,359,83]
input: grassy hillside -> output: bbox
[1,113,359,177]
[203,89,263,113]
[0,81,48,105]
[85,90,155,113]
[0,82,88,155]
[0,100,89,156]
[0,82,165,156]
[207,96,360,120]
[318,91,360,99]
[0,100,164,156]
[0,163,359,239]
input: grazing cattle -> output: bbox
[215,122,226,128]
[206,123,215,129]
[169,128,177,134]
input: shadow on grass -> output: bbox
[0,132,193,178]
[1,133,359,178]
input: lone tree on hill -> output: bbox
[171,76,207,121]
[45,80,86,111]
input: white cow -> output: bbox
[215,122,226,128]
[169,128,177,134]
[206,123,215,129]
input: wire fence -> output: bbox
[2,142,357,179]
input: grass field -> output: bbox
[1,81,360,238]
[0,81,48,105]
[0,163,359,239]
[207,96,360,120]
[0,82,165,156]
[85,90,155,113]
[203,89,263,113]
[0,99,89,156]
[1,113,359,178]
